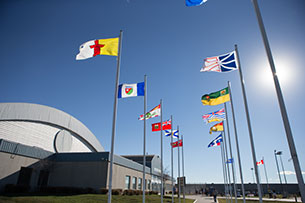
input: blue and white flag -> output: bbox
[186,0,207,6]
[118,82,144,98]
[208,134,223,148]
[164,130,179,138]
[200,51,237,73]
[226,158,234,164]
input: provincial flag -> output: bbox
[226,158,234,164]
[256,159,264,166]
[200,51,237,72]
[152,120,172,132]
[76,38,119,60]
[118,82,144,98]
[164,130,179,138]
[209,122,224,134]
[201,87,230,106]
[186,0,207,6]
[208,134,223,148]
[139,104,161,120]
[202,108,225,124]
[171,140,183,148]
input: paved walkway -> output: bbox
[185,195,216,203]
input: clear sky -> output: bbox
[1,0,305,184]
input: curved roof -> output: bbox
[0,103,104,152]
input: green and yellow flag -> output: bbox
[201,87,230,106]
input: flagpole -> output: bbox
[222,121,233,203]
[177,126,181,203]
[228,81,246,203]
[262,157,270,191]
[220,133,229,203]
[142,75,147,203]
[234,44,263,203]
[108,30,123,203]
[171,115,174,203]
[181,133,185,203]
[160,99,164,203]
[224,103,237,203]
[251,1,305,199]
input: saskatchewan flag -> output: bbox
[201,87,230,106]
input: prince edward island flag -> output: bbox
[118,82,144,98]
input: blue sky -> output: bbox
[1,0,305,184]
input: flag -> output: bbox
[226,158,234,164]
[201,87,230,106]
[118,82,144,98]
[208,134,223,148]
[164,130,179,138]
[256,159,264,166]
[209,122,223,134]
[200,51,237,72]
[139,104,161,120]
[151,120,171,132]
[76,38,119,60]
[202,108,225,124]
[171,140,183,148]
[186,0,207,6]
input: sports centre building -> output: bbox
[0,103,168,193]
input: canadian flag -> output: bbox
[256,159,264,166]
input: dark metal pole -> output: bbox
[171,115,174,203]
[228,81,246,203]
[142,75,147,203]
[262,157,270,191]
[220,134,229,203]
[181,132,186,203]
[274,150,284,195]
[177,126,181,203]
[108,30,123,203]
[251,0,305,201]
[160,99,164,203]
[235,44,263,203]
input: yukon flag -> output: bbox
[76,38,119,60]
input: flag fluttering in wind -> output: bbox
[186,0,207,6]
[208,134,223,148]
[256,159,264,166]
[164,130,179,138]
[152,119,171,132]
[201,87,230,106]
[200,51,237,73]
[226,158,234,164]
[118,82,144,98]
[139,104,161,120]
[202,108,225,124]
[76,38,119,60]
[171,139,183,148]
[209,122,224,134]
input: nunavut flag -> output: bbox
[76,38,119,60]
[209,122,224,134]
[201,87,230,106]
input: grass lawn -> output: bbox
[0,194,195,203]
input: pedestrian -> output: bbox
[213,189,218,202]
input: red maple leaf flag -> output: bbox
[256,159,264,166]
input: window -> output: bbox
[148,180,151,190]
[132,177,137,190]
[145,179,147,190]
[138,178,142,190]
[125,176,131,189]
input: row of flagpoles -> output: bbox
[74,1,305,202]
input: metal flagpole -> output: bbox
[234,44,263,203]
[251,0,305,201]
[228,81,246,203]
[224,103,237,203]
[262,157,270,191]
[177,126,181,203]
[171,115,174,203]
[222,121,233,203]
[274,150,284,195]
[160,99,163,203]
[142,75,147,203]
[108,30,123,203]
[181,133,185,203]
[220,133,229,203]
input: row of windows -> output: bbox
[125,176,151,190]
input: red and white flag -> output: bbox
[151,119,171,132]
[256,159,264,166]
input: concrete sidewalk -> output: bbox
[185,195,217,203]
